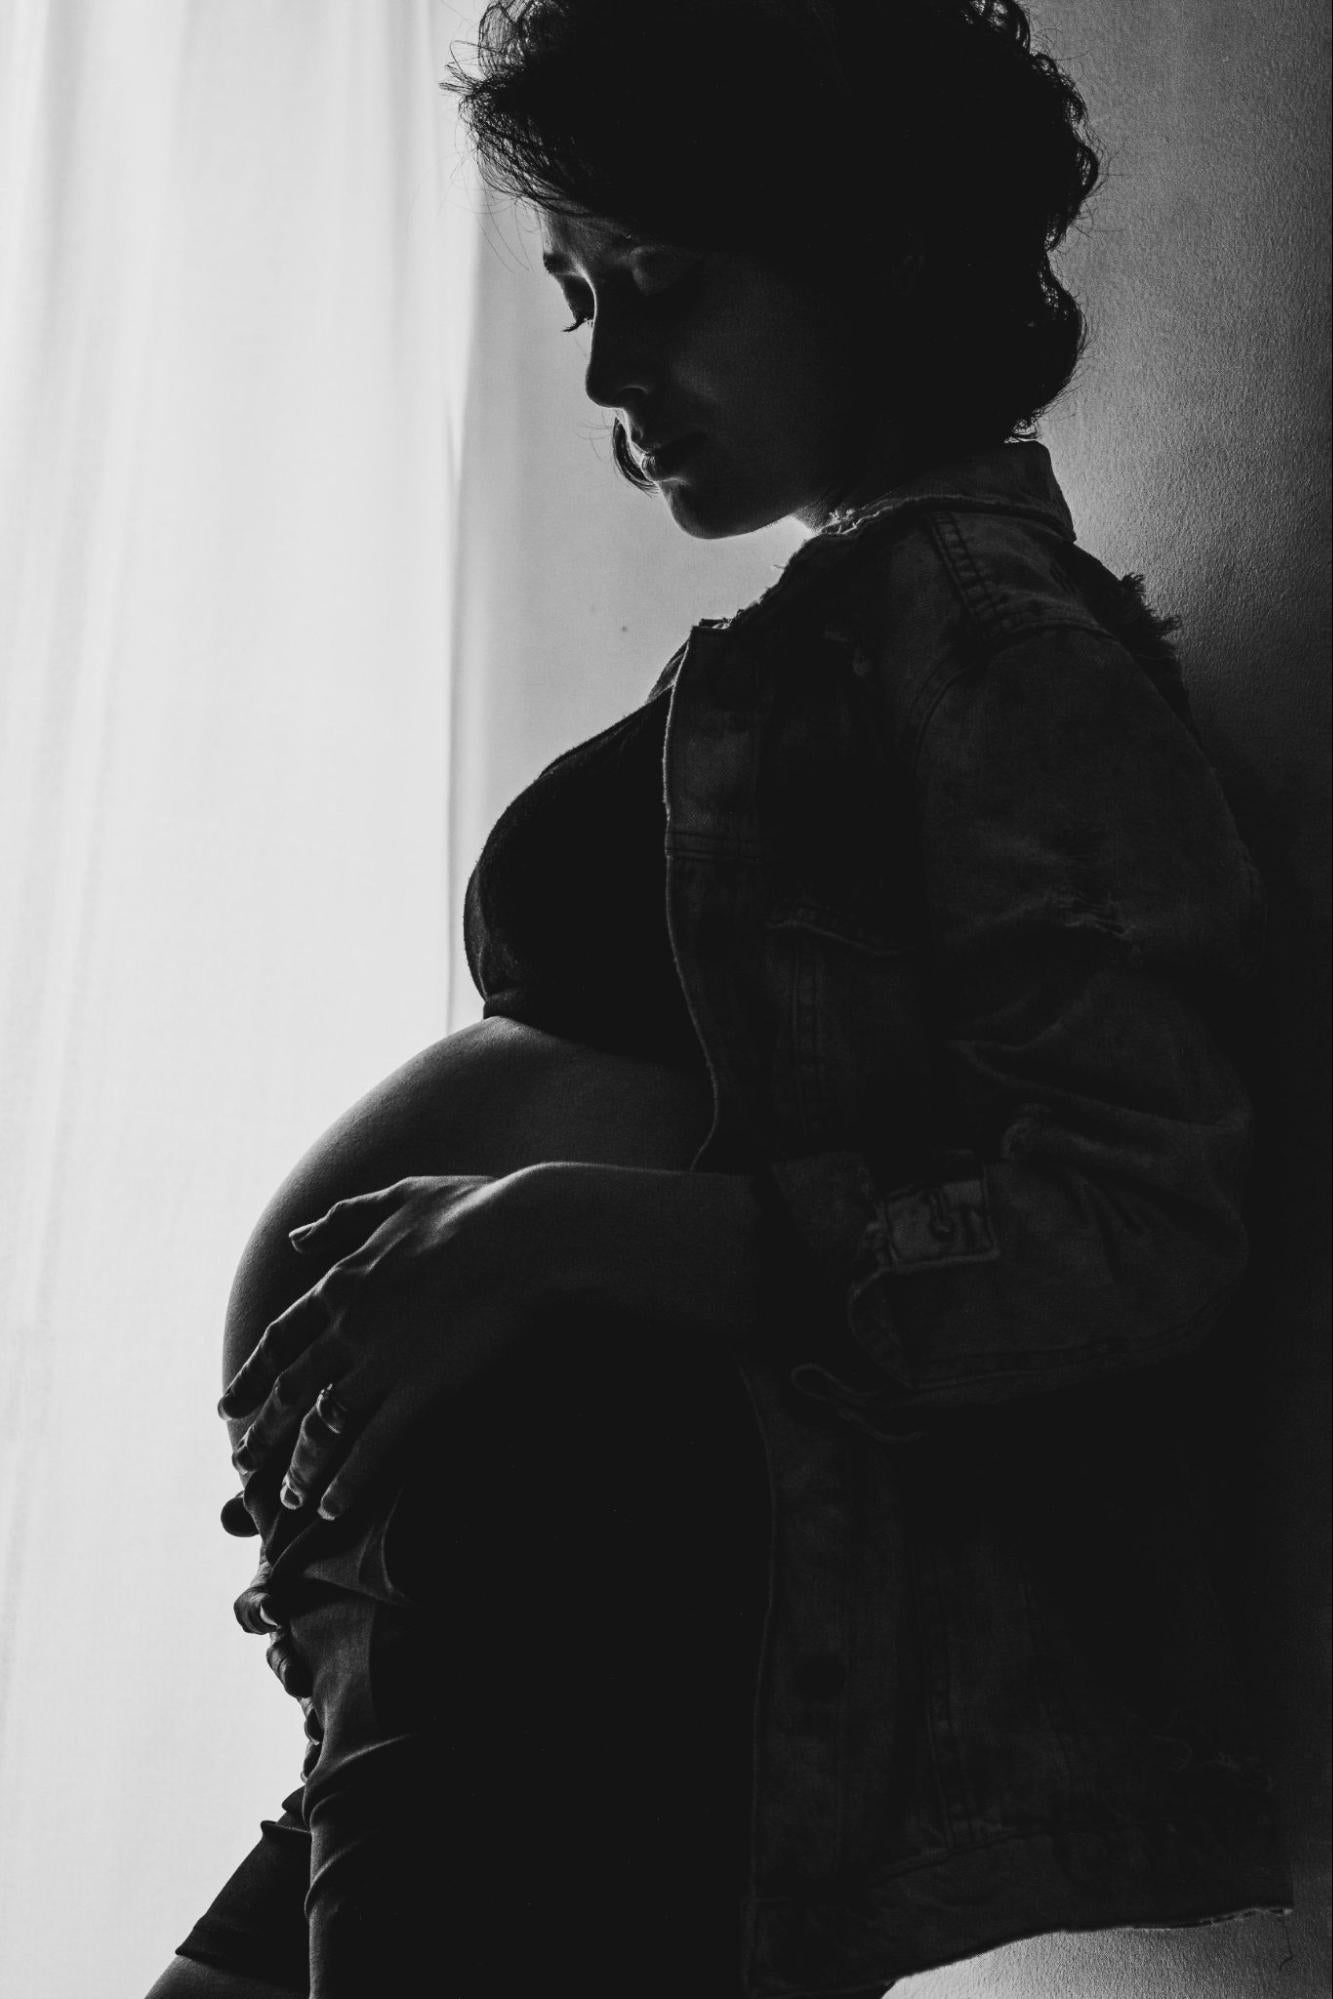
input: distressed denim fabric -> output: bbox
[650,443,1291,1994]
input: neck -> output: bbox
[797,444,916,536]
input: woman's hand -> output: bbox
[233,1554,313,1697]
[218,1170,548,1523]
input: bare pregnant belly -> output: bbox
[222,1017,714,1400]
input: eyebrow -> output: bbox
[540,227,648,279]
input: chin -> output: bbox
[658,480,792,542]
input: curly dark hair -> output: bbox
[443,0,1100,484]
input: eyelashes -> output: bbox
[557,256,706,336]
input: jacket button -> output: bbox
[796,1657,847,1701]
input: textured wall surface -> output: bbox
[449,2,1331,1992]
[1027,5,1331,1989]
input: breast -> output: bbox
[221,1017,714,1400]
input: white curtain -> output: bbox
[0,7,796,1991]
[0,5,480,1990]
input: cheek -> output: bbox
[779,328,861,438]
[722,316,859,466]
[658,290,866,529]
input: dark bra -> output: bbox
[463,683,705,1073]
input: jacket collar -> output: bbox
[713,442,1074,646]
[820,440,1074,542]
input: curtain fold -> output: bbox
[0,7,480,1990]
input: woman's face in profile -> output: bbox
[540,209,887,538]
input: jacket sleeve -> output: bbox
[766,622,1267,1415]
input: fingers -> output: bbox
[276,1384,366,1514]
[234,1568,314,1703]
[219,1188,408,1419]
[233,1559,281,1635]
[219,1282,337,1420]
[287,1185,407,1256]
[229,1340,344,1480]
[313,1402,408,1523]
[220,1491,260,1538]
[265,1629,313,1702]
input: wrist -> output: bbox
[496,1161,577,1310]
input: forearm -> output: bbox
[513,1159,768,1345]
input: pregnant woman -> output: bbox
[152,3,1291,1995]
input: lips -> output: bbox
[633,433,700,479]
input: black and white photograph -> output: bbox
[0,3,1328,1995]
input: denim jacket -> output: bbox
[652,444,1291,1995]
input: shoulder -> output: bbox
[817,508,1264,983]
[833,499,1112,660]
[821,503,1190,765]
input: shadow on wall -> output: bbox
[1204,737,1331,1962]
[890,615,1331,1999]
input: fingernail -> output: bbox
[288,1223,317,1245]
[257,1606,282,1630]
[279,1480,302,1510]
[317,1495,343,1522]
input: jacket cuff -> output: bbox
[765,1149,1000,1385]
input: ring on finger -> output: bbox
[279,1387,355,1509]
[313,1384,354,1435]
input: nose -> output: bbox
[582,296,657,411]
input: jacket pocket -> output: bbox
[764,901,932,1159]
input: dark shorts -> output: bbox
[177,1327,776,1997]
